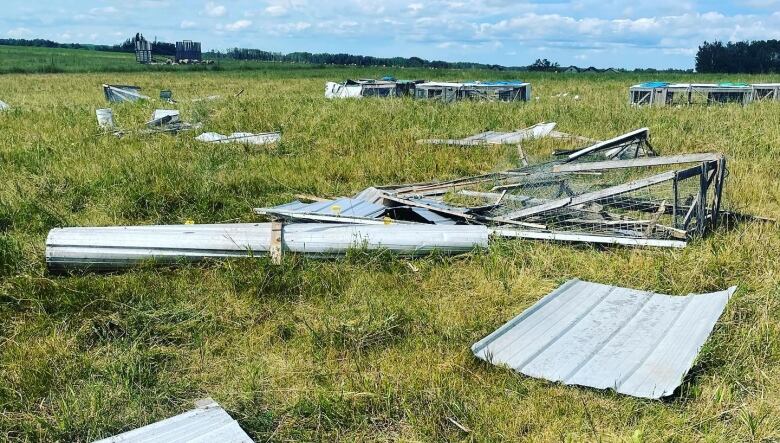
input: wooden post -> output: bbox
[697,163,708,235]
[672,172,679,229]
[270,221,283,265]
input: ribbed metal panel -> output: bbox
[47,223,489,271]
[269,198,385,218]
[93,399,252,443]
[472,279,735,399]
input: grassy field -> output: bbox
[1,57,780,442]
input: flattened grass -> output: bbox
[1,67,780,441]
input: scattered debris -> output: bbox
[0,100,9,111]
[50,124,754,272]
[95,108,114,129]
[95,108,197,136]
[195,131,281,145]
[418,122,557,146]
[46,223,489,271]
[103,84,149,103]
[93,398,253,442]
[472,279,736,399]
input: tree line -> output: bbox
[0,37,175,56]
[207,48,511,70]
[1,36,712,72]
[696,40,780,73]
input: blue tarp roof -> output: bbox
[466,81,526,86]
[638,81,670,88]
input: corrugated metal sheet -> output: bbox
[472,279,735,399]
[93,399,252,443]
[47,223,489,271]
[268,198,385,218]
[419,123,556,146]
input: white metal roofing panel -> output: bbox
[269,198,385,218]
[93,399,253,443]
[472,279,735,399]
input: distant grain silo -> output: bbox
[175,41,202,63]
[134,33,152,64]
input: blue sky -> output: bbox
[2,0,780,68]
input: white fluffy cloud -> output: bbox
[204,2,226,17]
[224,19,252,31]
[4,0,780,68]
[6,27,33,38]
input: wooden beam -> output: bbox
[270,221,283,264]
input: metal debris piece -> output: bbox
[103,84,149,103]
[255,198,386,218]
[95,109,114,129]
[563,128,655,161]
[418,122,557,146]
[364,125,724,245]
[472,279,736,399]
[195,132,281,145]
[160,90,175,103]
[46,223,489,271]
[147,109,180,127]
[0,100,9,111]
[93,398,253,443]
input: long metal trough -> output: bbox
[46,223,489,271]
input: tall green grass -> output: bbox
[0,67,779,441]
